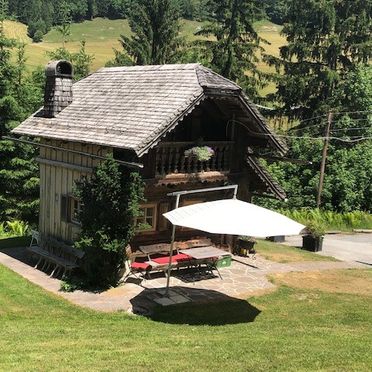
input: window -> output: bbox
[135,204,157,232]
[70,197,82,225]
[61,195,82,225]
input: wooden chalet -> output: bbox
[12,61,286,249]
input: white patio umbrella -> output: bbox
[163,198,305,238]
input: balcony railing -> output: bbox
[155,141,233,177]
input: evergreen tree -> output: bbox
[266,0,372,119]
[119,0,183,65]
[56,1,72,48]
[195,0,266,99]
[258,65,372,212]
[87,0,97,20]
[0,3,41,224]
[262,0,289,25]
[74,157,144,286]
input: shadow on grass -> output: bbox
[131,287,261,325]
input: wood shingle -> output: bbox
[12,63,286,156]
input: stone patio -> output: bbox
[0,246,362,314]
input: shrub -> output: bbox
[280,209,372,231]
[5,220,29,237]
[27,19,47,41]
[304,221,325,238]
[32,30,44,43]
[0,223,6,238]
[74,156,144,287]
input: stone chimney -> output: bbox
[43,60,73,118]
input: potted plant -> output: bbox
[302,221,325,252]
[235,236,257,256]
[184,146,215,162]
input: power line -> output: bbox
[331,126,372,132]
[333,109,372,115]
[228,115,372,145]
[288,117,371,133]
[270,134,372,143]
[279,110,372,132]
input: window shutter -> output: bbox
[61,195,68,222]
[158,202,169,231]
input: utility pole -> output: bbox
[316,111,333,208]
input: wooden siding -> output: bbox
[38,139,109,242]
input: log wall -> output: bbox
[38,139,109,242]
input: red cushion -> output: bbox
[152,256,176,264]
[131,262,151,271]
[153,253,191,265]
[173,253,191,262]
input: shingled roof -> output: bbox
[12,63,286,156]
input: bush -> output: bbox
[32,30,44,42]
[6,220,29,237]
[0,220,29,238]
[304,221,325,238]
[27,19,47,41]
[74,156,144,287]
[280,209,372,231]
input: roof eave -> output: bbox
[246,155,287,201]
[239,94,288,155]
[135,92,206,157]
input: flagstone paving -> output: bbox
[0,247,363,314]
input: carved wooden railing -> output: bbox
[155,141,233,177]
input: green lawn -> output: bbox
[255,239,338,263]
[1,264,371,371]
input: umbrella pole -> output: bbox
[165,194,180,297]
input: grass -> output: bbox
[255,239,338,263]
[0,264,372,371]
[4,18,285,93]
[272,269,372,297]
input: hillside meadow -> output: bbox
[4,17,285,92]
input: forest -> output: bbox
[0,0,371,230]
[7,0,287,41]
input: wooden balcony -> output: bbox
[155,141,233,178]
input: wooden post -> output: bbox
[316,112,333,208]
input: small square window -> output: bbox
[135,204,157,232]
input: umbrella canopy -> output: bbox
[163,199,305,238]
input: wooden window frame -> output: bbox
[135,203,158,232]
[70,196,82,225]
[61,194,82,226]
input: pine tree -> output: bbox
[0,2,41,224]
[266,0,372,119]
[195,0,265,99]
[119,0,183,65]
[87,0,97,20]
[56,1,72,48]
